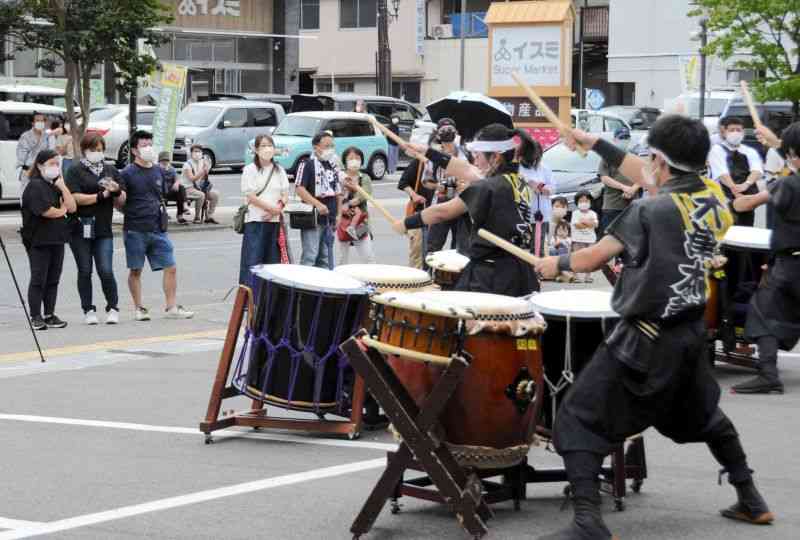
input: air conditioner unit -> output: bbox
[432,24,453,39]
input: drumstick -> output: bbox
[510,71,588,157]
[368,116,429,163]
[739,80,764,129]
[478,228,542,267]
[352,183,401,229]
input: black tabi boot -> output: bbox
[720,478,775,525]
[732,337,784,394]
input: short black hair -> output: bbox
[342,146,364,164]
[719,116,744,129]
[130,129,153,149]
[312,131,332,147]
[646,114,710,172]
[780,121,800,158]
[575,190,593,204]
[552,196,569,207]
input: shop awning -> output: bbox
[485,0,574,25]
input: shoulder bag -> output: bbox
[404,159,425,217]
[233,166,276,234]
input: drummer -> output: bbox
[394,123,540,296]
[533,115,773,539]
[729,122,800,395]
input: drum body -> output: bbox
[426,250,469,290]
[371,291,546,468]
[234,265,369,412]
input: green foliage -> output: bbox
[690,0,800,111]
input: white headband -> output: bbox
[649,146,697,173]
[465,138,517,153]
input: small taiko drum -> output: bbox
[334,264,434,294]
[425,250,470,290]
[368,290,546,468]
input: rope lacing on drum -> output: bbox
[543,315,575,424]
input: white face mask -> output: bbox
[725,132,744,146]
[191,151,203,161]
[138,146,157,164]
[258,147,275,161]
[552,207,567,219]
[42,165,60,180]
[346,159,361,171]
[319,148,335,161]
[34,121,45,131]
[577,202,591,211]
[392,118,399,125]
[85,151,104,164]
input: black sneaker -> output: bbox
[732,375,784,395]
[31,315,47,331]
[43,315,68,329]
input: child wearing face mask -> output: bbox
[570,191,598,283]
[550,196,569,242]
[549,219,574,282]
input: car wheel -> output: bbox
[368,154,387,180]
[202,150,216,170]
[117,142,129,168]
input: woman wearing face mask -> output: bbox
[65,134,125,325]
[238,134,290,285]
[21,149,77,330]
[394,123,540,296]
[517,136,554,257]
[387,115,401,175]
[336,147,376,265]
[180,145,221,224]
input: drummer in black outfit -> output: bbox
[533,115,773,539]
[730,122,800,395]
[394,123,539,296]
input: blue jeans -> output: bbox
[239,221,280,285]
[300,225,334,269]
[69,233,118,313]
[388,145,399,174]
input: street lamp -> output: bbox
[377,0,401,96]
[690,15,710,120]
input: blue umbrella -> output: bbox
[426,91,513,140]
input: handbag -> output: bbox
[233,166,275,234]
[404,159,425,217]
[288,203,318,230]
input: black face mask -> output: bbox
[437,127,457,143]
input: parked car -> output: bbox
[0,101,66,201]
[664,89,738,136]
[600,105,662,130]
[721,99,795,157]
[199,93,294,114]
[85,105,157,167]
[172,100,285,171]
[0,84,77,109]
[252,111,389,180]
[543,141,605,212]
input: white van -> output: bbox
[0,101,66,201]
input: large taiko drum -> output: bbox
[528,290,619,434]
[425,250,470,290]
[233,264,369,412]
[368,290,546,468]
[719,226,772,334]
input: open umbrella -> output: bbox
[426,91,513,140]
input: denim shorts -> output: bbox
[123,230,175,271]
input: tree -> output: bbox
[0,0,173,155]
[690,0,800,119]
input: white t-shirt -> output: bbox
[241,162,290,223]
[707,141,763,182]
[519,164,555,222]
[181,159,208,189]
[571,209,598,244]
[764,148,786,180]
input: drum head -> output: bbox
[373,290,537,321]
[334,264,433,291]
[722,226,771,252]
[426,250,470,273]
[529,290,618,319]
[252,264,367,295]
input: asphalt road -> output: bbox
[0,175,798,540]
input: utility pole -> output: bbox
[459,0,466,89]
[128,36,138,165]
[578,0,587,108]
[377,0,392,96]
[698,17,708,120]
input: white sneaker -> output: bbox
[84,310,99,325]
[135,307,151,321]
[106,308,120,325]
[165,305,194,319]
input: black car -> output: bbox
[722,100,795,157]
[600,105,662,130]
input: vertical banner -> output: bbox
[151,63,188,158]
[415,0,425,56]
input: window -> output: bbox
[367,103,393,118]
[238,37,269,63]
[301,0,320,30]
[12,41,38,77]
[316,81,332,93]
[324,119,352,137]
[222,108,249,128]
[392,104,415,122]
[603,117,625,134]
[241,70,271,92]
[338,82,355,93]
[351,120,375,137]
[177,105,224,128]
[340,0,377,28]
[251,108,277,127]
[391,81,421,104]
[137,112,155,126]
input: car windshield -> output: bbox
[685,98,729,117]
[177,105,222,127]
[543,143,602,173]
[603,107,635,123]
[89,108,122,122]
[273,115,323,137]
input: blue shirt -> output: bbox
[120,163,165,233]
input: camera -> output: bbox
[437,126,457,144]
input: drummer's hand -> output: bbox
[404,142,428,157]
[732,196,749,212]
[535,255,560,280]
[564,129,599,153]
[391,219,407,236]
[755,125,781,148]
[411,192,426,206]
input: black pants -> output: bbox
[164,186,187,216]
[27,244,65,318]
[427,216,470,254]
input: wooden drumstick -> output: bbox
[352,183,401,230]
[368,116,429,163]
[478,228,542,267]
[740,80,764,129]
[510,71,589,157]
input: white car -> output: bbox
[664,90,738,137]
[85,105,156,166]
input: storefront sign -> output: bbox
[168,0,271,33]
[496,96,560,124]
[415,0,425,57]
[151,64,188,158]
[178,0,241,17]
[491,25,561,88]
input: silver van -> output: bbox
[173,101,285,171]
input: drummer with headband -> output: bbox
[532,115,773,539]
[728,122,800,395]
[393,123,540,296]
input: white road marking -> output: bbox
[0,520,43,531]
[0,458,385,539]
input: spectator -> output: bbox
[337,147,376,265]
[354,99,366,114]
[120,130,194,321]
[518,137,554,256]
[21,149,77,330]
[180,145,220,224]
[16,112,53,197]
[52,120,74,174]
[238,134,290,285]
[66,133,124,325]
[570,190,598,283]
[599,127,639,234]
[549,219,574,283]
[387,115,401,175]
[158,152,188,225]
[397,154,434,269]
[550,196,569,241]
[295,132,343,269]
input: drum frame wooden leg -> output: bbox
[340,336,491,540]
[198,287,365,443]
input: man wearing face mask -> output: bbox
[16,112,55,198]
[181,145,220,224]
[295,132,343,269]
[387,114,401,175]
[598,127,640,235]
[708,116,763,227]
[120,131,194,322]
[531,115,772,539]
